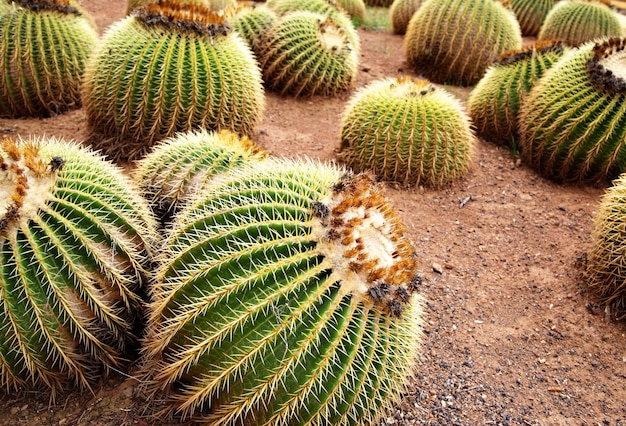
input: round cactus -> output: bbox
[0,0,98,118]
[82,1,265,162]
[133,129,267,226]
[390,0,422,35]
[260,11,358,97]
[468,41,567,147]
[126,0,211,14]
[509,0,558,36]
[226,2,277,57]
[139,158,423,424]
[404,0,522,86]
[538,0,624,46]
[0,136,157,394]
[335,0,366,21]
[338,76,477,187]
[519,37,626,183]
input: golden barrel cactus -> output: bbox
[390,0,422,35]
[509,0,558,36]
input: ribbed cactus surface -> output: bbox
[82,1,265,162]
[468,41,566,146]
[364,0,394,6]
[519,37,626,183]
[509,0,558,36]
[227,2,277,56]
[140,159,423,424]
[390,0,422,35]
[404,0,522,86]
[0,0,98,118]
[538,0,624,46]
[339,76,477,187]
[335,0,366,21]
[134,129,267,226]
[126,0,211,14]
[0,136,156,394]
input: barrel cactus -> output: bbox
[0,0,98,118]
[139,158,424,424]
[538,0,624,46]
[335,0,366,21]
[259,11,358,97]
[82,0,265,162]
[468,40,567,147]
[404,0,522,86]
[519,37,626,183]
[390,0,422,35]
[338,76,477,187]
[0,136,157,394]
[126,0,211,14]
[509,0,558,36]
[364,0,394,6]
[134,129,267,226]
[226,2,277,57]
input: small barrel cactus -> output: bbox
[338,76,477,187]
[259,11,358,97]
[139,158,424,424]
[82,1,265,162]
[0,0,98,118]
[133,128,267,225]
[226,2,277,57]
[538,0,624,46]
[390,0,422,35]
[0,136,156,394]
[519,37,626,183]
[468,41,567,147]
[335,0,367,22]
[509,0,558,36]
[404,0,522,86]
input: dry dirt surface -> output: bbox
[1,1,626,425]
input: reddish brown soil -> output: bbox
[1,1,625,425]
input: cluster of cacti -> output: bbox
[538,0,624,46]
[139,158,423,424]
[82,0,265,162]
[468,40,567,147]
[390,0,422,35]
[259,11,358,96]
[133,129,267,226]
[519,37,626,183]
[404,0,522,86]
[338,76,477,187]
[586,173,626,320]
[226,2,277,57]
[0,0,98,118]
[509,0,558,36]
[0,136,156,394]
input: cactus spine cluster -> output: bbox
[0,0,98,118]
[468,41,567,146]
[519,37,626,183]
[364,0,394,6]
[404,0,522,86]
[509,0,558,36]
[140,159,423,424]
[0,136,156,394]
[338,76,477,188]
[133,129,267,225]
[260,11,358,96]
[226,2,277,57]
[126,0,211,14]
[82,0,265,162]
[538,0,624,46]
[390,0,422,35]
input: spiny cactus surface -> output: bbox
[226,2,277,56]
[140,159,423,425]
[390,0,422,35]
[509,0,558,36]
[339,76,477,187]
[519,37,626,183]
[0,136,156,395]
[364,0,394,6]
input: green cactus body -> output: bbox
[468,41,567,147]
[509,0,558,36]
[0,137,156,394]
[519,38,626,183]
[227,2,278,57]
[404,0,522,86]
[390,0,422,35]
[140,159,423,424]
[82,1,265,162]
[338,76,477,187]
[133,129,267,226]
[335,0,366,21]
[260,11,358,97]
[0,0,98,118]
[538,0,624,46]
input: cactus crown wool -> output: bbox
[9,0,81,15]
[132,0,231,36]
[587,37,626,92]
[497,39,565,66]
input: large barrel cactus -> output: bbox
[134,128,267,225]
[404,0,522,86]
[338,76,477,187]
[0,0,98,118]
[538,0,624,46]
[390,0,422,35]
[509,0,558,36]
[0,136,156,394]
[82,0,265,162]
[260,11,358,97]
[468,41,567,147]
[139,159,424,424]
[519,37,626,183]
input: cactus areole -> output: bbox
[8,0,81,15]
[587,38,626,93]
[132,0,232,36]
